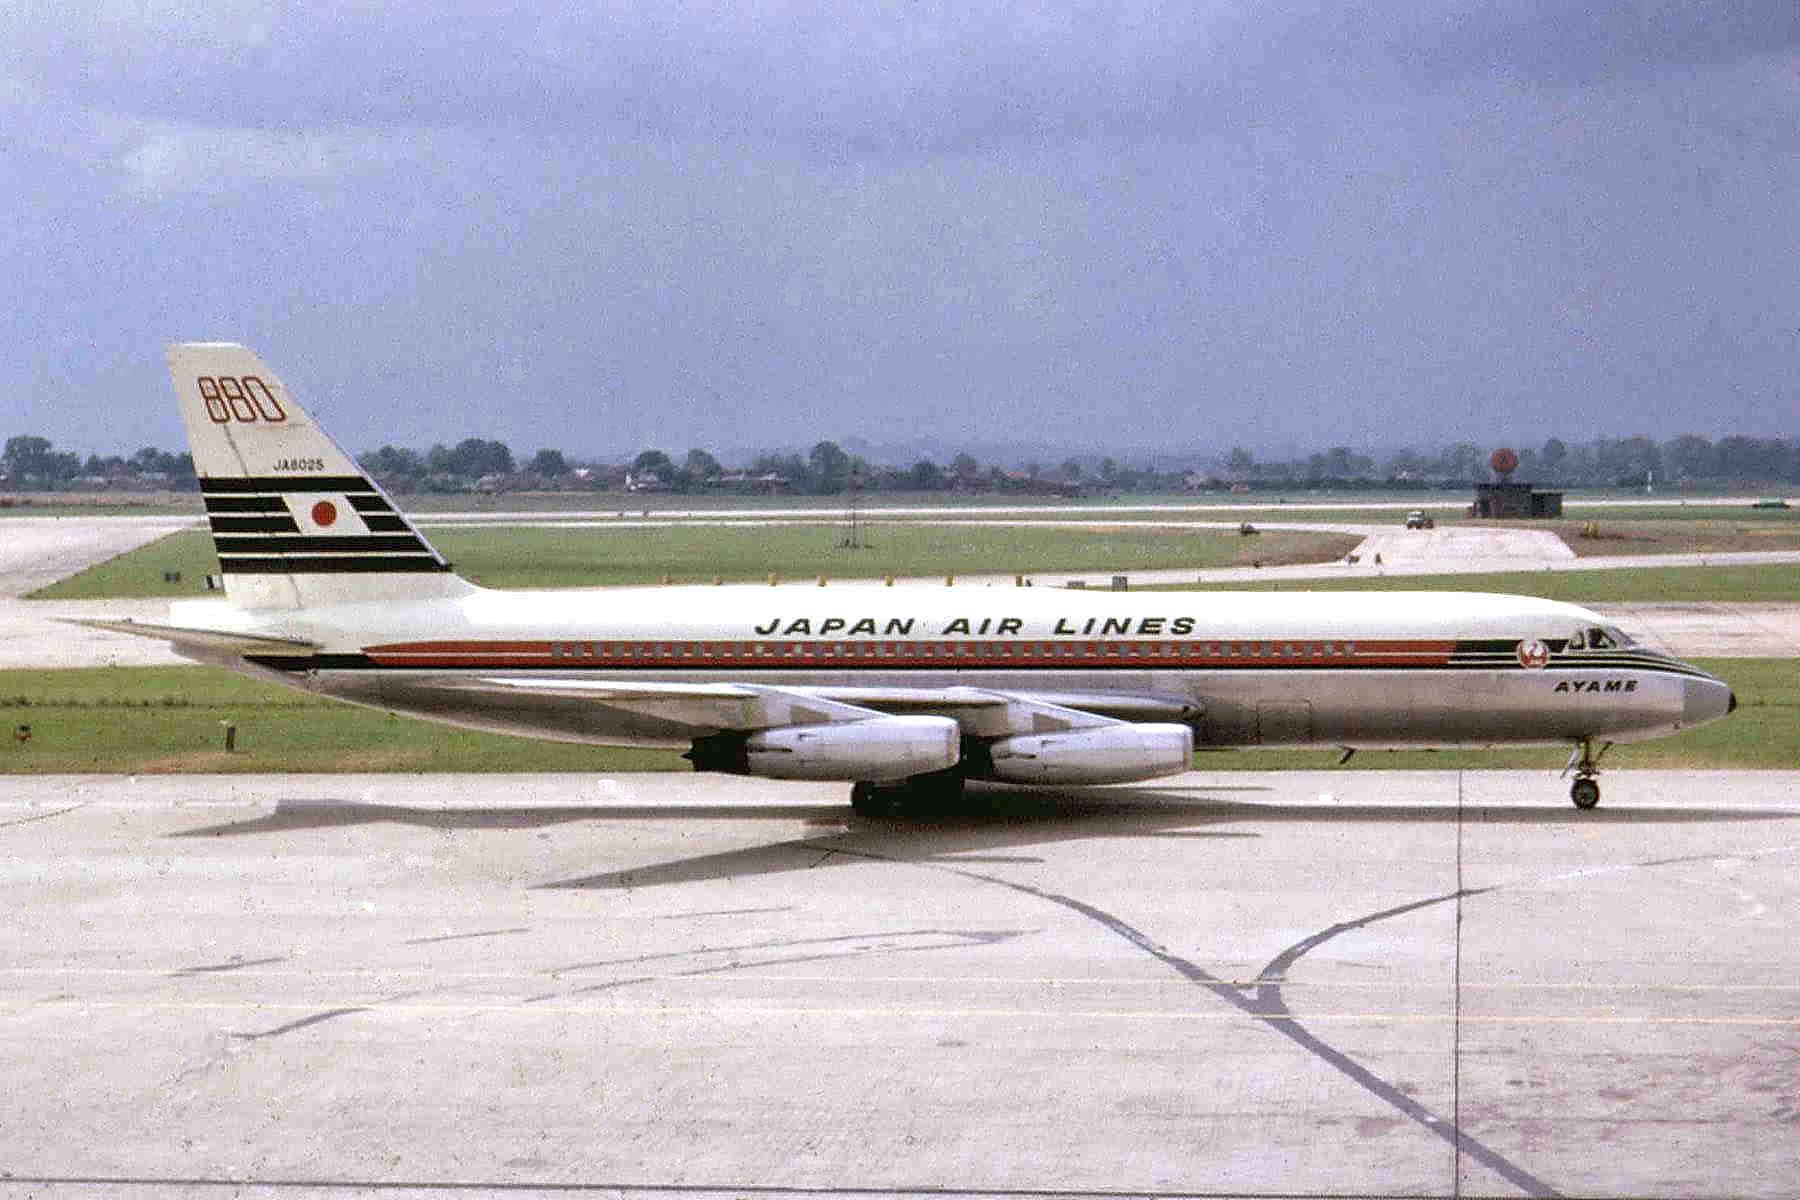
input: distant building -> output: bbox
[624,470,670,493]
[1472,481,1563,518]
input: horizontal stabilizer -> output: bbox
[61,618,319,657]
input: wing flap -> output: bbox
[810,685,1201,734]
[468,678,1197,739]
[466,677,890,732]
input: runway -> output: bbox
[4,770,1796,1198]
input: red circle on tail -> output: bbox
[311,500,338,527]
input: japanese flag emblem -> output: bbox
[287,494,365,536]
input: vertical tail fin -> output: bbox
[168,342,473,610]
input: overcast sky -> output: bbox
[4,2,1798,461]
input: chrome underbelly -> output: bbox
[298,664,1698,750]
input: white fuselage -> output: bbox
[176,583,1733,752]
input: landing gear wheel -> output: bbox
[850,771,967,820]
[897,768,966,820]
[850,781,887,818]
[1565,738,1608,810]
[1570,777,1601,810]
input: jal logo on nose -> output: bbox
[1516,639,1549,670]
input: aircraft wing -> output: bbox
[814,685,1202,732]
[464,676,889,732]
[467,676,1196,737]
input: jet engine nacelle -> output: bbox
[981,723,1193,785]
[736,716,962,782]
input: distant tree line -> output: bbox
[6,430,1800,494]
[1,435,196,490]
[1217,435,1800,490]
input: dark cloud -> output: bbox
[14,3,1796,151]
[3,3,1798,456]
[1310,2,1800,85]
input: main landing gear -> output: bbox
[1565,739,1610,810]
[850,769,967,819]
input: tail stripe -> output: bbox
[220,557,451,575]
[214,535,432,554]
[198,472,450,575]
[199,475,371,494]
[209,516,302,534]
[203,496,290,514]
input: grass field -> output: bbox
[0,666,680,774]
[1549,514,1800,556]
[32,524,1360,599]
[1,658,1788,775]
[1162,562,1800,603]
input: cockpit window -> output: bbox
[1569,627,1627,651]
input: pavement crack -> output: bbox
[0,802,87,830]
[170,955,287,976]
[525,928,1024,1004]
[231,1006,368,1041]
[403,926,530,945]
[810,838,1561,1199]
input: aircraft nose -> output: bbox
[1683,676,1735,726]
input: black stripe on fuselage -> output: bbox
[247,653,380,671]
[241,653,1713,679]
[1453,639,1528,654]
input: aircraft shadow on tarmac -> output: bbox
[166,784,1797,892]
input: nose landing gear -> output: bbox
[1564,739,1610,810]
[1570,776,1601,810]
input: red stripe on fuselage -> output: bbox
[361,638,1457,670]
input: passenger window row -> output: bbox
[542,639,1363,662]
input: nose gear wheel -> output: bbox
[1564,739,1610,810]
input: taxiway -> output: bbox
[3,770,1796,1198]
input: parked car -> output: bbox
[1404,510,1435,529]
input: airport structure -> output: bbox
[1471,479,1565,518]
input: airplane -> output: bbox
[80,342,1736,815]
